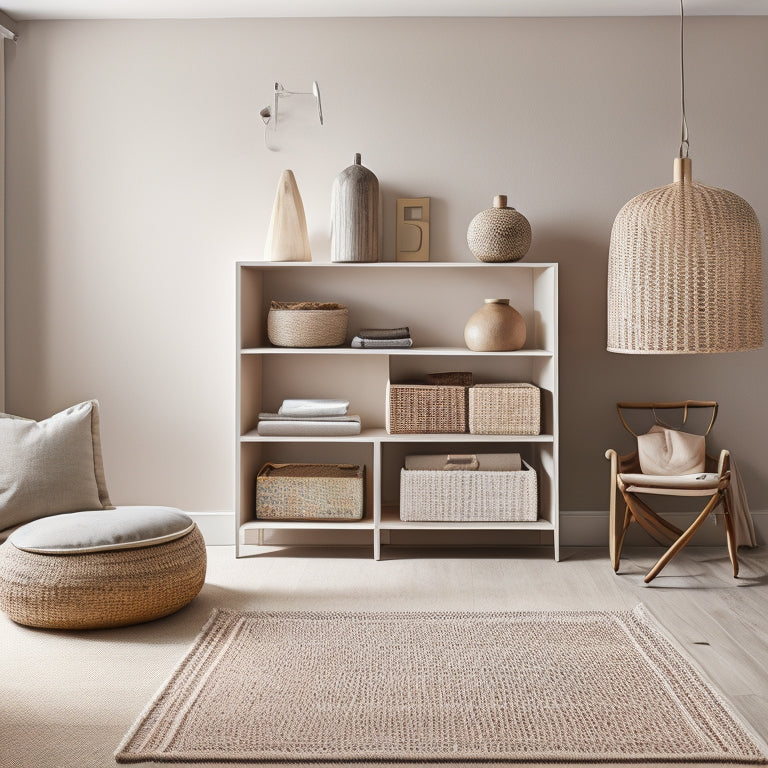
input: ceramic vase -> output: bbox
[264,170,311,262]
[464,299,526,352]
[467,195,532,263]
[331,153,380,262]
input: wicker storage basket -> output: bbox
[386,382,467,434]
[255,463,364,520]
[469,383,541,435]
[399,460,537,522]
[267,301,348,348]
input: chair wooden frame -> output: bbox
[605,401,738,583]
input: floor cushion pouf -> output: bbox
[0,506,206,629]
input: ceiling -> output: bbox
[1,0,767,21]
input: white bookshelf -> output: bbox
[236,262,559,560]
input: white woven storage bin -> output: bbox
[399,461,537,522]
[469,383,540,435]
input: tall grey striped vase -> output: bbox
[331,153,380,262]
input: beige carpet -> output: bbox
[116,605,767,764]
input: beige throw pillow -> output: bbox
[637,424,706,476]
[0,400,113,532]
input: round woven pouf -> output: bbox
[0,507,207,630]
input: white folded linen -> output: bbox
[277,399,349,417]
[256,419,362,436]
[259,413,360,423]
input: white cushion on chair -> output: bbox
[620,472,720,491]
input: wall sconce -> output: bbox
[260,81,323,150]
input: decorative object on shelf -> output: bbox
[331,153,380,262]
[264,170,311,262]
[352,327,412,348]
[463,298,526,352]
[400,460,537,522]
[396,198,430,261]
[386,382,467,434]
[255,463,364,520]
[607,0,762,354]
[267,301,348,347]
[259,81,323,151]
[469,383,541,435]
[467,195,532,263]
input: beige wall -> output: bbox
[4,17,767,537]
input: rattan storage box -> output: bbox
[386,382,467,434]
[399,460,538,522]
[255,463,364,520]
[469,383,541,435]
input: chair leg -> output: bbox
[721,489,740,579]
[644,493,723,584]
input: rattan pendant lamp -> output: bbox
[607,1,763,354]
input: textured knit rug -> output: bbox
[116,606,767,764]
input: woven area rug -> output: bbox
[116,606,767,764]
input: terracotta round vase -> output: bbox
[467,195,532,263]
[463,299,526,351]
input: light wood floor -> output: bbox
[1,544,767,768]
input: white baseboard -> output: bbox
[190,509,768,549]
[188,511,234,546]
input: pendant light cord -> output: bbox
[679,0,689,158]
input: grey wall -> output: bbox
[4,16,767,536]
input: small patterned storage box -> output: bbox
[386,382,467,434]
[255,463,364,520]
[469,383,541,435]
[399,460,538,522]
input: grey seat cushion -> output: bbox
[9,506,195,555]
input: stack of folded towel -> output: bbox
[351,327,413,348]
[256,399,361,436]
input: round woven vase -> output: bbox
[467,195,532,263]
[464,299,526,352]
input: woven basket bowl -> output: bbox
[268,307,349,348]
[0,525,207,629]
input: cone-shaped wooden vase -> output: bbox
[264,170,311,262]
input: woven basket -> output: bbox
[255,463,364,520]
[469,383,541,435]
[386,382,467,434]
[267,301,348,348]
[0,525,207,630]
[399,461,537,521]
[608,160,763,353]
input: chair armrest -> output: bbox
[717,448,731,480]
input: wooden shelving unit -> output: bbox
[236,262,559,560]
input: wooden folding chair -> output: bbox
[605,401,738,583]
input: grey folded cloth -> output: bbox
[357,327,411,340]
[351,336,413,348]
[277,399,349,417]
